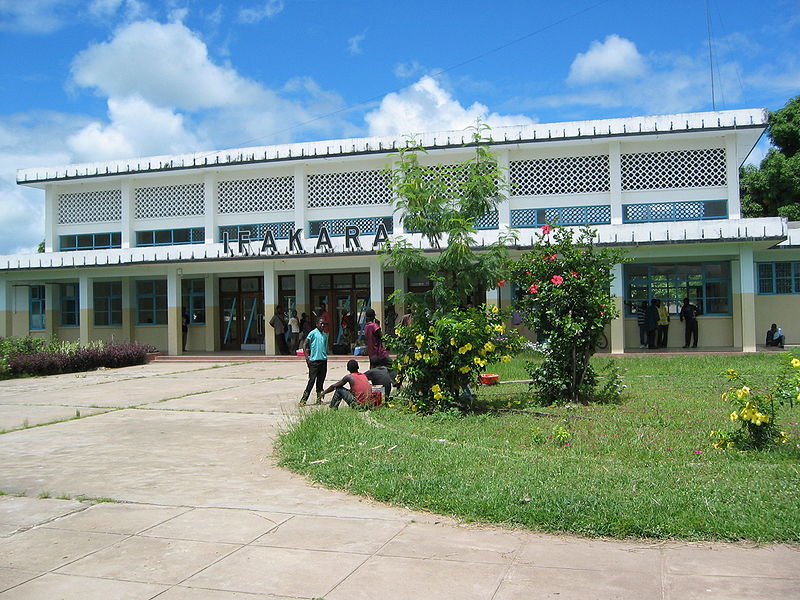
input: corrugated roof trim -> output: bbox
[17,108,767,184]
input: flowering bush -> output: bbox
[505,225,625,405]
[711,357,799,450]
[389,305,524,413]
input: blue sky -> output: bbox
[0,0,798,253]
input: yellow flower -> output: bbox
[416,334,425,343]
[430,384,441,393]
[494,324,505,333]
[491,305,499,314]
[433,392,443,401]
[483,341,495,353]
[779,431,790,443]
[501,355,512,363]
[450,338,457,346]
[473,357,486,367]
[459,365,470,373]
[414,352,422,360]
[730,411,738,421]
[735,386,751,400]
[429,326,435,333]
[791,358,800,368]
[725,369,738,379]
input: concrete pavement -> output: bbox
[0,360,797,599]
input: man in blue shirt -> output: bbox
[300,318,328,406]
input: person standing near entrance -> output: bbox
[288,310,300,353]
[680,297,700,348]
[657,299,670,348]
[364,308,391,369]
[269,305,289,355]
[645,299,659,350]
[300,318,328,406]
[181,311,189,352]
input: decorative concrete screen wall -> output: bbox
[135,183,205,219]
[307,169,391,208]
[621,148,726,190]
[510,155,610,195]
[218,176,294,213]
[58,190,122,224]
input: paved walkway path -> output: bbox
[0,361,797,599]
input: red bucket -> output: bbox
[479,373,499,385]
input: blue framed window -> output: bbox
[60,232,121,251]
[136,228,205,246]
[757,262,800,294]
[94,281,122,326]
[622,200,727,223]
[60,283,79,327]
[219,222,293,242]
[29,285,45,330]
[624,263,731,316]
[510,205,611,228]
[136,280,167,325]
[181,279,205,324]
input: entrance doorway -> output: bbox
[310,273,370,351]
[220,277,264,351]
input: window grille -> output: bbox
[307,170,391,208]
[475,211,499,230]
[621,148,726,190]
[218,177,294,213]
[135,183,204,219]
[510,205,611,228]
[29,285,45,330]
[136,280,167,325]
[218,222,294,242]
[622,200,727,223]
[624,263,731,316]
[757,262,800,294]
[510,155,610,196]
[60,283,79,327]
[182,279,206,324]
[309,217,393,237]
[58,190,122,224]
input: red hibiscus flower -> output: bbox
[529,284,540,294]
[497,279,506,287]
[570,271,578,278]
[551,275,564,285]
[541,224,552,235]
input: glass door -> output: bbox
[241,293,264,349]
[221,296,239,350]
[219,277,265,351]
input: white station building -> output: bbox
[5,107,798,356]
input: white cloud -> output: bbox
[394,61,425,79]
[70,20,264,111]
[68,96,202,161]
[348,30,367,55]
[0,0,67,34]
[568,34,647,84]
[237,0,284,24]
[89,0,148,20]
[365,76,535,137]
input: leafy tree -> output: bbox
[383,124,523,412]
[505,225,625,405]
[741,95,800,219]
[37,240,45,253]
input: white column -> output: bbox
[121,179,134,248]
[610,262,625,354]
[496,149,511,228]
[166,267,181,355]
[609,141,623,225]
[78,274,92,346]
[725,136,741,219]
[44,186,56,252]
[369,261,385,323]
[294,164,307,240]
[0,280,11,338]
[204,172,217,244]
[738,248,756,352]
[295,269,308,320]
[264,263,277,355]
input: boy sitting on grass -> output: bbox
[323,359,371,409]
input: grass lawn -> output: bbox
[277,352,800,542]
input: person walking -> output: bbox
[657,299,670,348]
[630,301,648,348]
[680,297,700,348]
[269,306,289,355]
[299,317,328,406]
[645,299,659,350]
